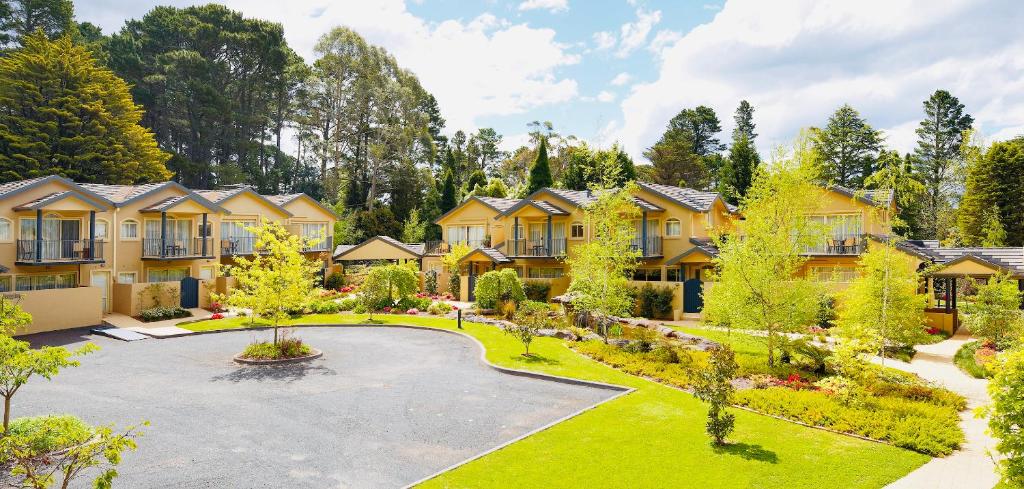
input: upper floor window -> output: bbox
[0,218,11,242]
[198,222,213,237]
[120,220,139,239]
[448,225,485,245]
[94,219,109,239]
[810,214,863,238]
[665,218,681,237]
[570,222,584,239]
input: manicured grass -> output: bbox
[954,341,993,379]
[184,314,929,488]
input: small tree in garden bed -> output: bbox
[424,269,439,295]
[508,302,549,356]
[704,137,824,367]
[441,243,472,297]
[474,269,526,310]
[983,347,1024,486]
[224,221,321,346]
[361,264,419,320]
[0,335,96,432]
[961,272,1024,350]
[837,239,927,361]
[566,184,641,342]
[693,345,739,445]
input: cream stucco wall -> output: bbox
[15,287,103,335]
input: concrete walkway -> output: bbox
[102,308,214,337]
[882,329,999,489]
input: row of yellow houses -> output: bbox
[335,183,1024,332]
[0,175,337,334]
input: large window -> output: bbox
[222,220,257,253]
[448,225,485,246]
[117,272,136,284]
[15,273,77,291]
[301,222,328,250]
[809,214,863,238]
[147,268,189,283]
[94,219,108,239]
[120,220,139,239]
[0,276,10,292]
[666,267,683,282]
[0,218,11,241]
[632,268,662,281]
[527,267,563,279]
[665,218,681,237]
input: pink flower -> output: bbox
[451,305,459,311]
[407,308,419,315]
[382,306,392,313]
[211,313,224,320]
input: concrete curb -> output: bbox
[232,348,323,365]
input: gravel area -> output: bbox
[17,326,619,488]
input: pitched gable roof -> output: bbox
[829,185,895,207]
[433,195,519,223]
[637,182,731,213]
[262,193,339,219]
[13,191,108,211]
[333,235,424,260]
[195,187,293,217]
[0,175,114,207]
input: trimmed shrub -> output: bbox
[139,306,191,322]
[634,284,674,319]
[397,296,432,311]
[312,300,340,314]
[427,301,453,315]
[573,341,703,388]
[424,270,439,295]
[337,297,359,311]
[474,269,526,309]
[325,272,345,291]
[522,280,552,302]
[240,338,311,360]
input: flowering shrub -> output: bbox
[925,326,940,335]
[209,302,224,313]
[975,344,998,367]
[807,325,825,335]
[211,313,224,320]
[406,308,419,315]
[782,373,814,390]
[382,306,392,313]
[427,302,453,315]
[339,286,355,294]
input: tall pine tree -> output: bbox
[811,104,882,188]
[440,170,458,213]
[958,137,1024,246]
[720,100,760,203]
[0,33,170,184]
[913,89,974,240]
[526,138,553,194]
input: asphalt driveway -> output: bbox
[17,326,621,488]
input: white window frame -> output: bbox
[0,276,11,292]
[120,219,140,240]
[199,266,215,280]
[665,218,682,237]
[147,267,190,283]
[14,272,78,291]
[0,218,12,242]
[117,272,137,284]
[94,219,109,239]
[570,222,585,239]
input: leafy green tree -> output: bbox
[465,170,487,194]
[703,138,824,366]
[224,221,321,344]
[720,134,759,204]
[440,170,458,213]
[644,130,708,189]
[0,296,30,336]
[0,32,170,184]
[473,269,525,309]
[693,345,738,445]
[732,100,757,141]
[958,137,1024,246]
[561,143,636,190]
[508,301,548,356]
[526,138,553,194]
[0,335,96,431]
[961,273,1024,349]
[811,104,883,188]
[837,240,927,361]
[354,207,401,239]
[441,242,471,297]
[400,208,427,243]
[361,264,418,311]
[465,177,509,199]
[0,414,144,489]
[0,0,74,49]
[983,347,1024,486]
[865,150,925,236]
[668,105,725,157]
[913,89,974,240]
[567,184,642,340]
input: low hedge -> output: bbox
[573,341,704,388]
[734,387,964,456]
[139,306,191,322]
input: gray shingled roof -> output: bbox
[475,196,520,212]
[529,200,570,215]
[637,182,725,212]
[79,182,169,203]
[664,238,719,265]
[375,235,425,257]
[263,193,302,206]
[829,185,894,207]
[926,247,1024,275]
[459,246,512,264]
[195,188,245,203]
[539,188,664,212]
[0,176,50,197]
[13,191,71,210]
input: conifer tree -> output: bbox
[439,170,458,213]
[958,137,1024,246]
[913,89,974,239]
[0,33,170,184]
[526,138,553,194]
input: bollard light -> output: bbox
[457,308,462,329]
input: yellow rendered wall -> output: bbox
[16,286,104,335]
[439,199,505,245]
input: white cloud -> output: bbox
[592,30,616,50]
[702,3,721,10]
[77,0,579,133]
[610,72,633,86]
[597,90,616,103]
[610,0,1024,161]
[616,8,661,58]
[647,29,682,57]
[518,0,569,13]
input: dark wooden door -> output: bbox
[180,277,199,308]
[683,279,703,313]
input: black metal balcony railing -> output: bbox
[142,237,213,258]
[630,236,663,257]
[424,239,490,255]
[805,235,866,255]
[16,239,104,262]
[301,235,333,253]
[221,236,259,255]
[504,238,568,257]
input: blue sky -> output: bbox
[79,0,1024,161]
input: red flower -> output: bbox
[925,327,940,335]
[211,313,224,320]
[382,306,392,313]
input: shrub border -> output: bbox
[232,348,323,365]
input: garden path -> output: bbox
[880,328,998,489]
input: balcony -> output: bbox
[630,236,663,257]
[221,236,259,256]
[424,239,490,255]
[504,238,567,257]
[302,236,333,253]
[142,237,214,259]
[805,235,866,255]
[16,239,104,264]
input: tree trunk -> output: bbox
[3,395,10,432]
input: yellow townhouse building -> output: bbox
[334,182,1024,331]
[0,176,336,335]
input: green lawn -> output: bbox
[183,314,928,488]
